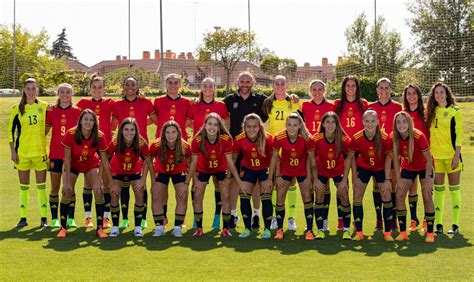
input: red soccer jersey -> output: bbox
[391,129,430,171]
[191,134,233,174]
[272,130,314,177]
[405,108,430,141]
[233,132,273,171]
[349,129,392,171]
[154,95,191,140]
[107,136,150,175]
[312,133,351,178]
[369,100,402,135]
[149,138,191,174]
[76,98,115,144]
[334,99,369,138]
[301,99,335,135]
[61,127,108,173]
[187,100,229,136]
[112,97,155,142]
[46,105,82,159]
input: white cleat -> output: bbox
[172,226,183,237]
[323,219,330,231]
[134,227,144,237]
[152,225,165,237]
[270,217,278,230]
[288,217,297,231]
[109,226,120,237]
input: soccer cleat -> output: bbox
[57,227,68,238]
[408,219,419,232]
[261,228,272,239]
[96,227,108,238]
[140,219,148,229]
[288,218,297,231]
[211,214,220,229]
[109,227,120,237]
[435,224,443,234]
[239,228,252,238]
[84,217,93,228]
[391,219,399,231]
[229,215,239,229]
[352,231,364,241]
[103,218,111,229]
[447,224,459,234]
[15,219,28,228]
[172,226,183,237]
[50,219,60,228]
[274,229,284,240]
[323,219,329,231]
[251,215,260,230]
[384,232,395,241]
[119,219,129,229]
[67,218,78,228]
[152,226,165,237]
[193,227,203,237]
[421,219,428,232]
[40,218,48,228]
[395,231,409,241]
[305,230,315,241]
[270,217,278,230]
[315,230,325,240]
[337,218,344,231]
[425,232,435,243]
[375,219,383,231]
[221,228,232,237]
[134,227,144,237]
[342,230,351,240]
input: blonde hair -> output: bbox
[262,75,291,115]
[56,83,74,106]
[195,113,231,154]
[392,111,415,163]
[242,113,267,157]
[199,77,216,102]
[363,109,383,158]
[286,112,310,141]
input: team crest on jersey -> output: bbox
[81,148,88,157]
[347,107,353,117]
[205,109,211,116]
[251,148,258,159]
[402,145,408,157]
[368,146,375,157]
[210,150,217,160]
[233,102,239,109]
[381,111,387,122]
[95,105,101,115]
[129,106,135,118]
[170,105,176,116]
[124,152,131,163]
[328,148,334,160]
[314,110,320,121]
[60,114,67,125]
[38,108,43,113]
[290,148,297,158]
[168,154,175,164]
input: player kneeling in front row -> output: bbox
[107,118,152,237]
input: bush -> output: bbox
[358,75,378,102]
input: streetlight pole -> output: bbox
[248,0,251,64]
[374,0,377,75]
[160,0,164,88]
[13,0,16,91]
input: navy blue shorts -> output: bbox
[318,175,343,185]
[241,166,268,184]
[113,173,141,182]
[156,172,186,185]
[49,159,63,173]
[281,175,306,183]
[357,167,385,184]
[400,169,432,181]
[197,171,226,183]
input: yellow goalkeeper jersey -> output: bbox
[267,98,301,136]
[429,105,463,159]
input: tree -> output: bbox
[260,55,297,78]
[51,28,76,59]
[198,27,255,94]
[104,68,161,94]
[0,25,67,90]
[250,47,275,66]
[407,0,473,95]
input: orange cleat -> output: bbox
[408,220,418,232]
[96,226,108,238]
[395,231,409,241]
[193,227,203,237]
[85,217,93,228]
[352,231,364,241]
[425,232,435,243]
[57,227,68,238]
[305,230,315,241]
[103,218,111,229]
[421,219,428,232]
[221,228,232,237]
[384,231,395,241]
[274,229,284,240]
[336,218,344,231]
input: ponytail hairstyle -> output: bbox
[392,111,415,163]
[242,113,267,157]
[89,73,105,88]
[262,75,292,115]
[116,118,141,154]
[122,75,140,98]
[336,75,364,116]
[195,112,231,154]
[318,111,348,158]
[159,120,185,165]
[56,83,74,106]
[402,84,426,128]
[286,112,311,141]
[309,79,327,102]
[75,109,100,147]
[19,77,39,115]
[199,77,216,102]
[425,82,456,127]
[363,109,382,158]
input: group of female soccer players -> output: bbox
[8,72,463,243]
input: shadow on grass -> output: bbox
[0,226,471,256]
